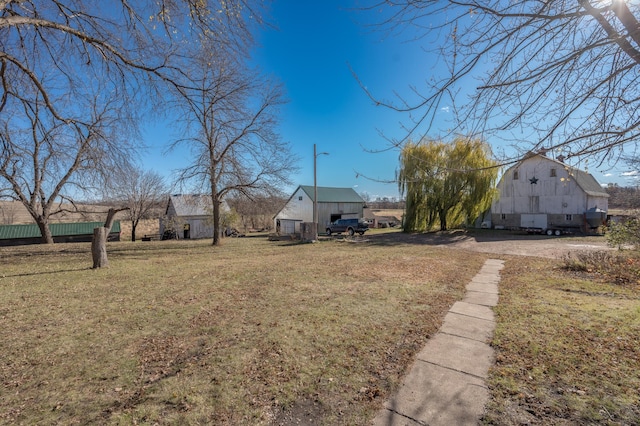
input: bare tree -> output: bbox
[0,199,18,224]
[228,194,286,232]
[606,184,640,210]
[106,166,167,241]
[0,92,135,243]
[170,48,298,245]
[0,0,266,243]
[0,1,262,121]
[362,1,640,167]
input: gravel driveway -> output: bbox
[368,230,612,259]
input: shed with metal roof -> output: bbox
[273,186,366,234]
[160,194,230,240]
[0,221,121,246]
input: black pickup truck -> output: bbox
[326,218,369,236]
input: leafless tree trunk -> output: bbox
[0,1,266,242]
[227,195,286,231]
[170,47,298,246]
[0,93,136,243]
[92,207,128,269]
[104,165,167,242]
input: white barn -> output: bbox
[274,186,366,234]
[491,152,609,233]
[160,194,229,239]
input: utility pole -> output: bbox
[314,144,318,241]
[313,144,328,241]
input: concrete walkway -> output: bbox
[372,259,505,426]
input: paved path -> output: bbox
[372,259,504,426]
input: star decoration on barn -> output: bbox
[529,176,539,184]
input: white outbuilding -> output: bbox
[273,186,366,234]
[160,194,230,239]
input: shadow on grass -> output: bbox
[0,267,91,278]
[366,228,587,247]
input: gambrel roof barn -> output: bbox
[491,152,608,233]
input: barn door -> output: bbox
[529,196,540,213]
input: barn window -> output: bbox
[501,214,506,220]
[513,170,519,180]
[298,196,303,201]
[565,214,572,221]
[550,168,556,177]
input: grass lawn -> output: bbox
[0,230,488,424]
[2,230,638,425]
[484,255,640,425]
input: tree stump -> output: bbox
[91,227,109,268]
[91,207,128,269]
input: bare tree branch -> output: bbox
[169,46,299,245]
[361,0,640,167]
[0,0,268,243]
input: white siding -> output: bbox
[189,218,213,239]
[274,186,366,231]
[521,214,547,229]
[279,219,298,234]
[493,156,590,215]
[274,187,313,223]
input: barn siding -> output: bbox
[491,154,608,231]
[274,186,366,233]
[160,194,230,240]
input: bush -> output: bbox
[605,215,640,250]
[562,250,640,285]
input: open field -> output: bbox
[0,201,112,225]
[1,229,638,425]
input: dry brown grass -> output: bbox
[0,230,487,425]
[484,255,640,425]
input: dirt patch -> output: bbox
[272,398,330,425]
[367,229,611,258]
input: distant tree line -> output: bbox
[364,198,405,210]
[606,185,640,210]
[226,195,286,232]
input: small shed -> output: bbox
[491,152,609,232]
[0,221,121,247]
[363,208,402,228]
[160,194,229,239]
[273,186,366,234]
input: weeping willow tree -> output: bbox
[398,138,499,232]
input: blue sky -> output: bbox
[251,0,439,200]
[142,0,636,199]
[143,1,438,200]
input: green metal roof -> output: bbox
[299,186,365,203]
[0,221,121,240]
